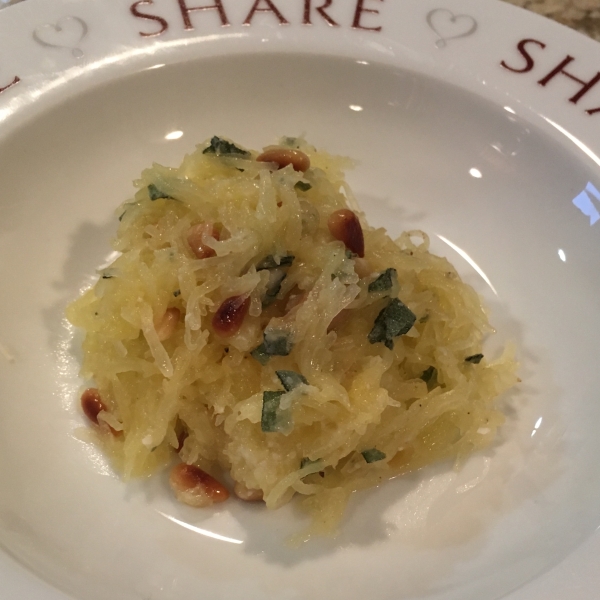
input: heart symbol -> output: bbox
[426,8,478,49]
[33,16,88,59]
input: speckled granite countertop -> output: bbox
[0,0,599,41]
[501,0,600,40]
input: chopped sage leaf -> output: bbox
[263,329,293,356]
[361,448,386,463]
[256,254,295,271]
[465,353,484,364]
[419,314,430,324]
[278,255,295,267]
[420,366,437,384]
[252,330,294,361]
[368,298,416,350]
[262,270,286,307]
[294,181,312,192]
[262,294,279,308]
[173,290,181,297]
[368,268,397,293]
[202,136,250,157]
[148,183,173,201]
[276,370,308,392]
[261,391,285,432]
[250,343,270,365]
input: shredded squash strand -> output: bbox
[67,136,518,540]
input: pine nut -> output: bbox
[80,388,120,436]
[81,388,105,425]
[169,463,230,507]
[327,209,365,257]
[256,147,310,172]
[187,223,219,259]
[212,295,250,336]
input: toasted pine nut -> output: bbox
[169,463,230,507]
[156,307,180,341]
[233,481,263,502]
[256,147,310,172]
[81,388,121,436]
[327,209,365,258]
[212,295,250,336]
[81,388,105,425]
[187,223,219,259]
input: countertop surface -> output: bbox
[502,0,600,41]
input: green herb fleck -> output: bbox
[368,268,397,292]
[262,270,286,307]
[261,391,285,432]
[251,343,270,365]
[252,330,294,361]
[368,298,416,350]
[202,136,250,157]
[102,274,113,279]
[300,457,320,469]
[419,366,439,393]
[263,329,293,356]
[361,448,386,463]
[256,254,295,271]
[420,366,437,383]
[276,370,308,391]
[345,249,357,259]
[173,290,181,297]
[465,353,484,364]
[294,181,312,192]
[118,211,126,222]
[419,314,430,324]
[148,183,173,201]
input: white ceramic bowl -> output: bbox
[1,1,600,599]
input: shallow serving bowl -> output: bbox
[1,0,600,599]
